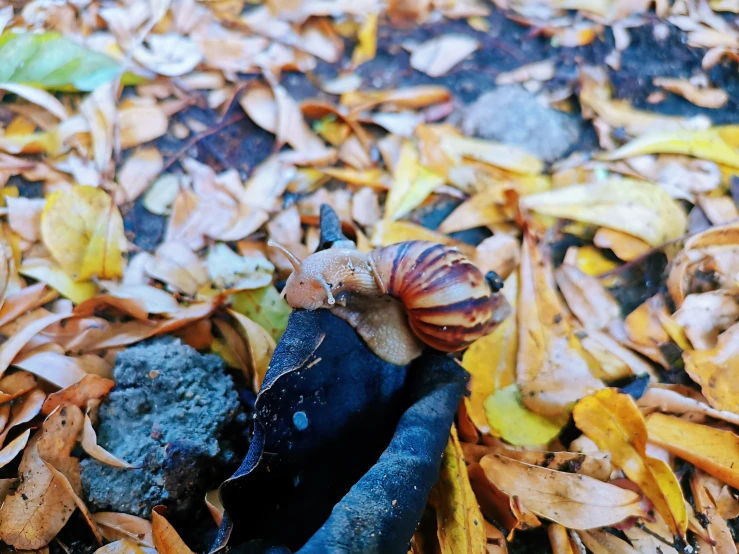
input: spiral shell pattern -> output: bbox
[370,241,501,352]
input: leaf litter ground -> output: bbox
[0,1,737,554]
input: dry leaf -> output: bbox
[0,311,69,378]
[19,259,98,305]
[133,34,202,77]
[573,388,687,538]
[429,426,486,554]
[479,454,644,529]
[151,508,195,554]
[0,371,37,403]
[384,140,443,220]
[229,309,276,390]
[683,323,739,412]
[146,242,208,295]
[673,291,739,350]
[41,186,125,282]
[554,264,621,332]
[496,60,555,85]
[410,35,479,77]
[13,350,89,388]
[119,104,169,150]
[441,135,544,176]
[81,413,136,468]
[653,77,729,109]
[592,227,651,261]
[0,438,77,549]
[117,148,164,203]
[690,470,737,554]
[6,197,45,242]
[0,429,30,469]
[92,539,157,554]
[474,234,520,280]
[207,244,274,291]
[517,234,603,417]
[93,513,154,548]
[578,529,640,554]
[42,374,115,415]
[75,284,180,321]
[646,413,739,489]
[204,490,224,527]
[521,179,687,246]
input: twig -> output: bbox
[635,523,694,554]
[159,112,246,175]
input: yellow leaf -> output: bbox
[431,427,486,554]
[151,509,194,554]
[573,388,688,538]
[521,179,687,246]
[19,259,97,304]
[683,323,739,413]
[548,524,576,554]
[40,186,125,282]
[604,128,739,168]
[384,140,443,220]
[479,454,644,529]
[371,220,475,257]
[565,245,620,277]
[228,309,276,391]
[593,228,651,262]
[646,413,739,489]
[440,135,543,175]
[462,273,518,434]
[483,385,565,446]
[517,234,603,417]
[437,187,509,234]
[319,167,390,190]
[351,13,377,68]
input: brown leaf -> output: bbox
[42,374,115,415]
[93,513,154,548]
[0,283,49,327]
[74,284,180,321]
[0,429,30,469]
[119,104,169,150]
[409,35,479,77]
[37,404,84,494]
[152,508,195,554]
[0,388,46,445]
[13,349,89,388]
[654,77,729,109]
[6,197,45,242]
[117,148,164,203]
[690,470,737,554]
[479,454,644,529]
[145,242,208,295]
[0,437,77,549]
[81,412,137,468]
[0,311,69,378]
[0,371,37,403]
[683,323,739,412]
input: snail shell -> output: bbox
[273,240,509,363]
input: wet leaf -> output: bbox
[41,186,125,282]
[0,32,137,91]
[521,179,687,246]
[646,413,739,489]
[461,273,518,435]
[683,323,739,412]
[151,508,195,554]
[479,454,644,529]
[483,385,565,446]
[573,388,688,538]
[409,35,479,77]
[429,426,486,554]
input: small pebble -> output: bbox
[293,410,309,431]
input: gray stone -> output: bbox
[80,337,243,519]
[462,85,581,163]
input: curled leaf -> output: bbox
[81,413,137,468]
[93,513,154,548]
[152,508,195,554]
[42,374,115,415]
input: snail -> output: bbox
[269,207,510,365]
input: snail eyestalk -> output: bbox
[267,240,302,272]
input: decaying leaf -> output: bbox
[479,454,644,529]
[41,186,125,282]
[429,426,486,554]
[573,388,687,538]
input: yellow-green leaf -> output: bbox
[603,128,739,169]
[483,385,565,446]
[384,140,443,221]
[521,178,687,246]
[230,285,291,342]
[431,427,486,554]
[440,135,543,175]
[19,259,98,304]
[40,186,125,282]
[351,14,377,68]
[573,388,687,539]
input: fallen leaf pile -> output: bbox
[0,0,734,551]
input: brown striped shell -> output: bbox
[370,241,505,352]
[277,240,509,361]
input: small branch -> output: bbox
[159,112,246,175]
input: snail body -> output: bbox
[275,240,507,356]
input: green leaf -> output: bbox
[0,31,144,91]
[230,286,291,342]
[484,384,566,446]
